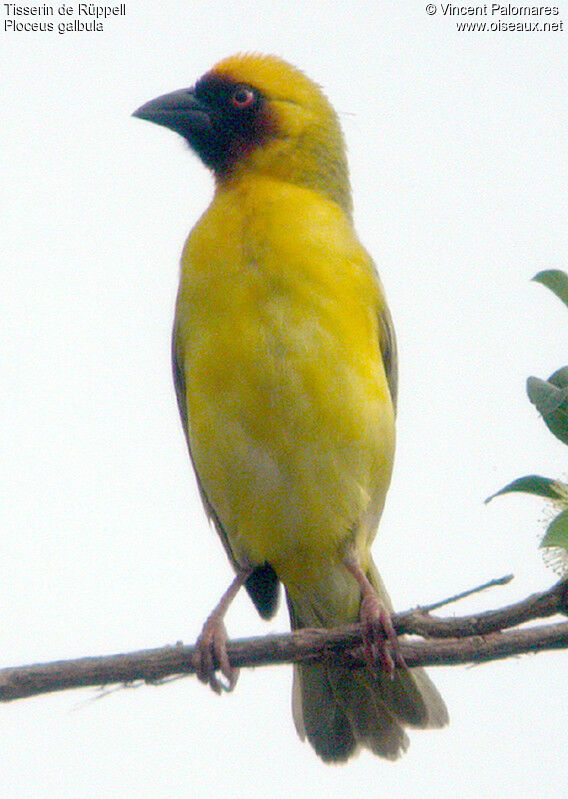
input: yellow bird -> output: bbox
[133,53,447,762]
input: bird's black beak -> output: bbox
[132,87,212,140]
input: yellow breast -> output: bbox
[176,175,395,584]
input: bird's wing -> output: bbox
[171,317,191,453]
[377,301,398,413]
[171,317,280,619]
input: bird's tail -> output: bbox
[286,562,448,762]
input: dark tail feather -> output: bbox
[288,583,448,762]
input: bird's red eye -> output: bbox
[231,86,256,109]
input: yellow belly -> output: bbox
[176,177,395,587]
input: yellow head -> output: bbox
[133,53,352,214]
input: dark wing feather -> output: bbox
[377,302,398,413]
[171,317,280,619]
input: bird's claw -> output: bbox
[193,615,239,694]
[360,593,405,677]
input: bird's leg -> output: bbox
[193,566,254,694]
[343,550,405,676]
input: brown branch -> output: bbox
[396,577,568,637]
[1,580,566,703]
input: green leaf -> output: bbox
[549,367,568,388]
[533,270,568,309]
[486,475,568,504]
[541,507,568,550]
[527,373,568,445]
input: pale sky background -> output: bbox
[2,1,567,797]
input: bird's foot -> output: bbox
[193,611,239,694]
[343,549,406,676]
[359,592,405,677]
[191,567,253,694]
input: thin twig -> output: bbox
[416,574,514,613]
[395,579,568,638]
